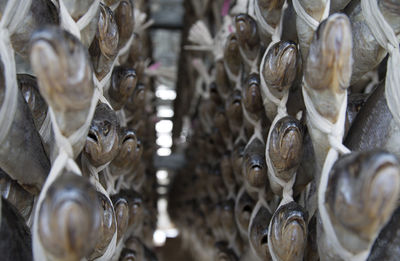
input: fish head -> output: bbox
[38,172,101,260]
[111,127,142,171]
[115,0,135,49]
[243,73,263,116]
[269,116,303,181]
[326,150,400,243]
[112,196,129,241]
[126,83,146,112]
[235,14,259,49]
[84,103,120,167]
[306,13,352,92]
[30,26,94,112]
[17,74,48,126]
[243,138,268,189]
[269,202,308,261]
[234,189,256,233]
[262,41,298,95]
[90,192,117,258]
[224,33,241,76]
[226,89,243,134]
[248,205,272,260]
[97,3,119,59]
[109,66,137,110]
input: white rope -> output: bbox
[302,80,368,260]
[292,0,330,30]
[0,0,30,146]
[58,0,100,40]
[267,188,295,261]
[253,0,276,36]
[32,151,83,261]
[33,82,99,261]
[238,45,259,73]
[361,0,400,128]
[0,32,18,145]
[38,110,52,146]
[82,156,118,261]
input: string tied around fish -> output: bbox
[32,72,100,261]
[311,1,400,260]
[361,0,400,129]
[292,0,331,31]
[81,155,118,261]
[0,0,31,147]
[255,0,298,202]
[302,78,372,261]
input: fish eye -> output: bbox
[103,121,111,135]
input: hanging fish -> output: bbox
[319,150,400,260]
[89,3,119,81]
[30,26,95,159]
[0,197,32,261]
[0,168,34,221]
[38,172,101,261]
[83,103,120,168]
[108,66,137,110]
[269,202,308,261]
[0,60,50,195]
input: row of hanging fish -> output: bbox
[169,0,400,260]
[0,0,160,260]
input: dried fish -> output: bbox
[345,81,400,158]
[243,137,268,190]
[248,204,272,260]
[17,74,48,131]
[115,0,135,49]
[89,3,119,80]
[30,26,95,158]
[0,198,32,261]
[261,41,299,121]
[303,13,352,175]
[0,0,59,58]
[0,60,50,195]
[269,202,308,261]
[294,0,329,63]
[0,168,34,220]
[109,67,137,111]
[83,103,120,168]
[88,192,116,260]
[319,150,400,260]
[61,0,100,47]
[38,172,101,261]
[346,0,400,85]
[268,116,303,194]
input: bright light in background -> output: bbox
[156,85,176,100]
[156,134,173,148]
[155,120,173,133]
[157,106,174,118]
[156,170,168,180]
[157,148,171,156]
[153,230,166,246]
[153,197,179,246]
[166,228,179,238]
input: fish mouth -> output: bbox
[120,71,137,94]
[283,213,307,233]
[278,42,297,60]
[235,14,253,41]
[122,132,136,144]
[87,128,100,144]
